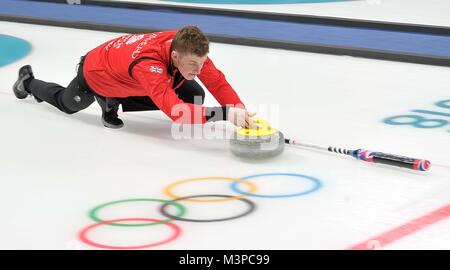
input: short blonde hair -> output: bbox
[172,25,209,56]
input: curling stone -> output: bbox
[230,118,285,160]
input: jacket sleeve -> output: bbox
[132,60,207,124]
[198,57,245,109]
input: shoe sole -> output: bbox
[13,79,29,99]
[102,119,124,129]
[13,66,32,99]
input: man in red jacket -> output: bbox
[13,25,255,129]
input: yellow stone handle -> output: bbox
[236,118,277,137]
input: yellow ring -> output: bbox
[163,177,257,202]
[236,118,278,137]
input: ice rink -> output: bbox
[1,0,449,250]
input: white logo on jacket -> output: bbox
[150,66,163,74]
[126,34,144,45]
[131,33,160,59]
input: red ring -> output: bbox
[78,218,181,250]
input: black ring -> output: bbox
[159,194,256,223]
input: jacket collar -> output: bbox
[165,41,177,76]
[164,40,185,89]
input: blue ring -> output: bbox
[0,35,32,68]
[230,173,322,198]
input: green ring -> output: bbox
[88,198,187,227]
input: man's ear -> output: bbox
[171,50,179,62]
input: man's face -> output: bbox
[172,51,208,80]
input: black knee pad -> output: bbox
[61,84,95,114]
